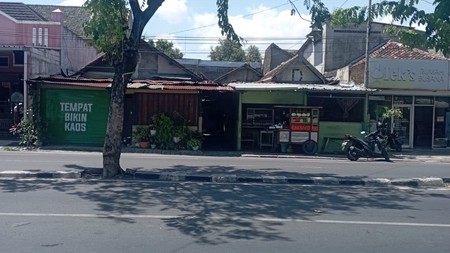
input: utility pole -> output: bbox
[364,0,372,87]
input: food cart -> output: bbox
[272,106,320,155]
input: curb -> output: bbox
[0,170,81,179]
[131,171,448,188]
[0,170,448,188]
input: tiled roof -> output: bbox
[28,5,90,37]
[354,40,448,66]
[0,2,44,21]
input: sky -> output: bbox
[8,0,436,60]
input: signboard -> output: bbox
[41,88,110,146]
[291,131,309,143]
[368,58,449,91]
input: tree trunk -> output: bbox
[103,41,139,177]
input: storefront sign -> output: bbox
[60,102,93,132]
[368,58,449,90]
[42,89,109,146]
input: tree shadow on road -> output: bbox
[1,174,449,245]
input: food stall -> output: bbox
[272,106,320,155]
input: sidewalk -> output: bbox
[1,139,450,188]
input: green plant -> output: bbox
[9,118,39,149]
[152,113,175,149]
[134,126,150,142]
[381,107,403,119]
[187,138,201,150]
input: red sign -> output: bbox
[291,124,311,131]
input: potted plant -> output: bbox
[149,124,157,136]
[150,136,156,149]
[187,138,201,151]
[135,126,150,149]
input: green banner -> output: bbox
[41,88,110,146]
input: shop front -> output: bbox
[241,104,320,154]
[232,83,371,153]
[368,58,450,149]
[369,94,450,149]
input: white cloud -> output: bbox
[188,5,312,58]
[59,0,85,6]
[157,0,188,25]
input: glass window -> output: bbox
[393,96,412,105]
[13,51,24,65]
[368,95,392,121]
[0,56,8,67]
[415,96,434,105]
[434,97,450,148]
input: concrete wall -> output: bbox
[275,61,322,83]
[61,28,99,75]
[322,23,396,72]
[29,47,60,78]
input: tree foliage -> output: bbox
[245,45,262,63]
[209,39,261,62]
[148,39,183,59]
[302,0,450,55]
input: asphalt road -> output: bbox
[0,180,449,253]
[1,150,450,180]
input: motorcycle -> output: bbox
[386,131,403,152]
[341,129,390,162]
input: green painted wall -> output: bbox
[41,88,110,146]
[241,91,305,104]
[318,121,363,153]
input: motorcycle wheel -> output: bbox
[346,147,359,161]
[382,148,390,161]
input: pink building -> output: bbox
[0,2,99,136]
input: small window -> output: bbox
[0,56,8,67]
[292,69,303,82]
[32,28,36,45]
[13,51,24,65]
[44,28,48,47]
[38,28,42,45]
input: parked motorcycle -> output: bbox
[386,131,403,152]
[341,129,390,162]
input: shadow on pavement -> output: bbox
[1,176,449,245]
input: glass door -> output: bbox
[392,105,412,148]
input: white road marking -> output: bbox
[1,212,449,228]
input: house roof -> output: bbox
[0,3,90,37]
[260,54,328,83]
[229,82,373,92]
[28,76,233,92]
[75,41,204,81]
[28,4,90,38]
[0,2,44,21]
[353,40,448,66]
[263,43,295,74]
[214,63,262,83]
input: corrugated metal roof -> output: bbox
[229,82,374,92]
[30,77,233,91]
